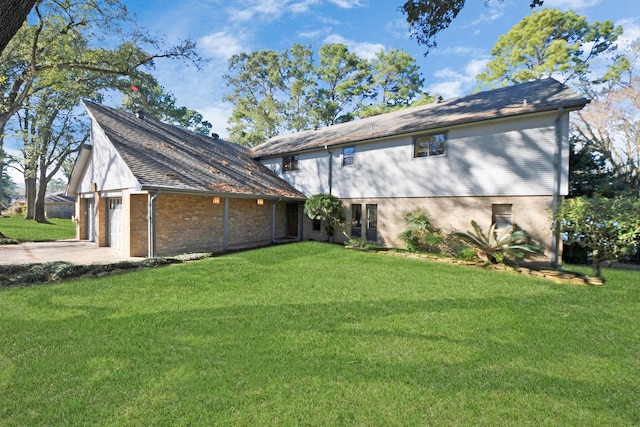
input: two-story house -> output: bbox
[250,78,589,263]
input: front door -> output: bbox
[108,198,122,250]
[366,204,377,242]
[285,203,299,237]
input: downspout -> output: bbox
[271,200,276,244]
[147,190,162,257]
[325,145,333,195]
[223,197,229,251]
[551,107,565,268]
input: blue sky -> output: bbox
[122,0,640,138]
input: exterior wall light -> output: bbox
[212,196,221,204]
[257,198,264,205]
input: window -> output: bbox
[342,147,355,166]
[283,155,299,172]
[351,204,362,237]
[312,218,322,231]
[414,132,446,158]
[492,204,512,229]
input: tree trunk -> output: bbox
[24,175,35,219]
[34,160,48,223]
[0,0,38,54]
[592,250,602,277]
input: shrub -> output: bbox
[304,194,345,240]
[398,209,442,253]
[453,221,540,264]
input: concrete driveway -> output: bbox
[0,240,144,265]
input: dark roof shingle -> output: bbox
[84,101,305,200]
[250,78,588,158]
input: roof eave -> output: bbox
[139,184,306,201]
[252,101,589,159]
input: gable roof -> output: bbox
[80,101,305,200]
[251,78,589,158]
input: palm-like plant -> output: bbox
[453,221,540,264]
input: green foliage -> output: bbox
[453,220,540,264]
[120,74,212,135]
[476,8,626,89]
[401,0,543,54]
[556,196,640,276]
[224,42,427,146]
[304,193,345,238]
[398,209,442,253]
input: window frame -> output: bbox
[342,146,355,166]
[282,155,299,172]
[492,204,513,230]
[413,132,447,158]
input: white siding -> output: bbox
[263,151,331,197]
[266,111,570,199]
[77,121,139,193]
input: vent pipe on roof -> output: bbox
[212,133,220,141]
[136,109,146,120]
[435,95,444,103]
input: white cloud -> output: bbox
[428,81,465,100]
[323,34,384,59]
[199,105,234,138]
[327,0,363,8]
[543,0,601,10]
[199,32,245,59]
[290,0,320,14]
[617,18,640,47]
[428,57,490,99]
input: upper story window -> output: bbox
[414,132,446,158]
[342,147,355,166]
[283,155,299,172]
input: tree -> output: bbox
[568,138,617,198]
[401,0,543,55]
[573,74,640,195]
[1,167,17,208]
[314,43,374,126]
[0,0,38,54]
[556,196,640,276]
[121,74,212,135]
[476,8,626,90]
[223,49,288,146]
[304,193,345,241]
[14,86,90,222]
[224,43,426,145]
[0,0,201,220]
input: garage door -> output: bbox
[108,198,122,250]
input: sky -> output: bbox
[4,0,640,187]
[121,0,640,138]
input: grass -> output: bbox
[0,215,75,242]
[0,242,638,426]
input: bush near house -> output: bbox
[398,209,442,253]
[453,220,540,264]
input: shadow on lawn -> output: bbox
[4,290,637,425]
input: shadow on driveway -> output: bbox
[0,240,144,265]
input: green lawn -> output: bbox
[1,242,638,426]
[0,215,75,242]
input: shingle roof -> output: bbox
[83,101,305,200]
[250,78,589,158]
[45,192,75,203]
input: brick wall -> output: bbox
[152,194,293,256]
[155,193,224,255]
[304,195,557,258]
[126,192,148,257]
